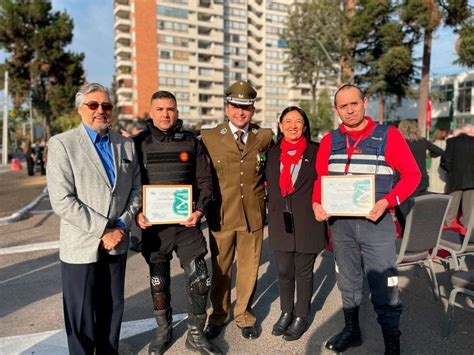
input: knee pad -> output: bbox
[149,262,171,311]
[186,256,210,297]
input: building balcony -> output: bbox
[115,32,131,46]
[114,18,131,32]
[116,72,132,82]
[115,0,129,5]
[116,59,132,71]
[117,86,133,98]
[115,45,132,60]
[114,4,130,19]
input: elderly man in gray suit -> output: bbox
[47,83,141,354]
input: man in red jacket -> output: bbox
[313,84,421,355]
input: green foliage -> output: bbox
[283,0,344,118]
[50,110,81,135]
[299,89,333,136]
[455,20,474,67]
[349,0,417,103]
[0,0,85,134]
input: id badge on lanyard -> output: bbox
[344,135,362,175]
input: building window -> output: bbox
[157,5,188,19]
[266,75,286,84]
[175,92,190,101]
[159,63,190,73]
[224,7,246,17]
[266,2,288,12]
[224,20,246,31]
[160,50,171,59]
[199,68,214,76]
[457,81,472,113]
[224,33,246,43]
[159,35,189,48]
[265,63,284,72]
[431,84,454,103]
[179,105,191,113]
[158,20,189,32]
[159,77,190,87]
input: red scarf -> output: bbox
[279,137,307,196]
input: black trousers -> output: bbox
[61,251,127,355]
[274,250,317,318]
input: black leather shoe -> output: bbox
[282,317,308,341]
[272,312,293,336]
[325,307,362,352]
[241,326,260,340]
[204,324,222,340]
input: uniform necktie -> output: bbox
[236,130,245,152]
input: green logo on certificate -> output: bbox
[173,189,190,216]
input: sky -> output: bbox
[0,0,472,94]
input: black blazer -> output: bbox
[442,134,474,192]
[265,141,325,253]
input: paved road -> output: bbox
[1,196,473,354]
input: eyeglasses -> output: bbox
[83,101,114,111]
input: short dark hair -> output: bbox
[150,90,177,104]
[277,106,312,142]
[333,84,364,106]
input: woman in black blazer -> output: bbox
[265,106,326,341]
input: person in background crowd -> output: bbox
[265,106,325,341]
[133,91,220,355]
[396,120,444,228]
[201,81,273,341]
[442,124,474,227]
[22,138,34,176]
[32,140,46,175]
[313,84,420,355]
[429,128,450,194]
[47,83,142,354]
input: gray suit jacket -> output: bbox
[47,124,142,264]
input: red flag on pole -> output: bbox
[426,99,432,131]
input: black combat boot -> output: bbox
[149,308,173,355]
[185,314,222,354]
[325,307,362,352]
[383,330,401,355]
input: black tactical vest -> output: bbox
[141,129,196,185]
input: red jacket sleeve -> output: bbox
[312,133,332,204]
[383,126,421,207]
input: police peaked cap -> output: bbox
[225,81,257,106]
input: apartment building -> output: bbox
[114,0,334,127]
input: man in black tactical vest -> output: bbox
[133,91,221,355]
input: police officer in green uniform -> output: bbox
[201,81,273,340]
[133,91,221,355]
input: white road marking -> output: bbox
[0,261,60,285]
[0,314,188,354]
[0,241,60,255]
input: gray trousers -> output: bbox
[331,213,402,331]
[445,189,474,227]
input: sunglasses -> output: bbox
[83,101,114,111]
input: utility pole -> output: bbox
[2,71,8,166]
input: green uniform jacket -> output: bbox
[201,122,273,232]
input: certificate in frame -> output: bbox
[143,185,192,224]
[322,175,375,216]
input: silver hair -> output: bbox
[75,83,110,108]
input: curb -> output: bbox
[0,187,48,225]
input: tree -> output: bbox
[455,19,474,67]
[299,89,333,139]
[348,0,417,122]
[0,0,85,136]
[401,0,471,136]
[283,0,344,129]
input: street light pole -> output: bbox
[2,71,8,166]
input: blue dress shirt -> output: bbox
[83,124,125,231]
